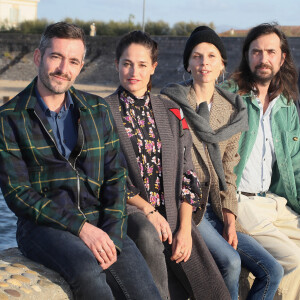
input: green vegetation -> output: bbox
[3,52,13,60]
[0,17,214,36]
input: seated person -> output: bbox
[223,23,300,300]
[161,25,283,300]
[105,30,231,300]
[0,22,161,300]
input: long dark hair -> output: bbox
[231,23,298,102]
[115,30,158,91]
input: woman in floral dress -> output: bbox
[105,30,230,300]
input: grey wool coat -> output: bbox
[105,89,230,300]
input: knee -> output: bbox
[218,253,241,295]
[270,262,284,285]
[69,256,103,288]
[282,253,300,274]
[135,225,163,254]
[256,258,283,287]
[67,258,114,299]
[127,215,163,254]
[223,253,241,278]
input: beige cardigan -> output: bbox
[187,87,246,233]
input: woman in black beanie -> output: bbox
[161,26,283,300]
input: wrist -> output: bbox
[142,204,156,215]
[179,221,192,232]
[146,209,157,217]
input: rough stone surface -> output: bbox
[6,279,22,287]
[11,275,30,284]
[0,292,9,300]
[3,289,20,297]
[0,248,72,300]
[0,34,299,89]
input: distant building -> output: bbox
[219,28,249,37]
[0,0,40,29]
[220,26,300,37]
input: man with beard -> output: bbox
[222,23,300,299]
[0,22,161,300]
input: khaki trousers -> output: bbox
[237,192,300,300]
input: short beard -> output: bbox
[252,63,275,85]
[38,60,72,95]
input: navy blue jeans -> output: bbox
[197,205,283,300]
[17,218,161,300]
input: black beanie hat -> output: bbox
[183,26,227,72]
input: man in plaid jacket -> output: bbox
[0,22,160,300]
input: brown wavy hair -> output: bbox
[230,23,299,102]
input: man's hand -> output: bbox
[79,222,117,269]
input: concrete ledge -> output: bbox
[239,268,285,300]
[0,248,72,299]
[0,248,286,299]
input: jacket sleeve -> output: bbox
[270,102,300,214]
[98,107,128,252]
[0,114,86,236]
[219,132,241,217]
[285,105,300,208]
[290,108,300,198]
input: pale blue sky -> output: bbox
[38,0,299,32]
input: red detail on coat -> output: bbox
[182,118,189,130]
[169,108,189,130]
[169,108,182,120]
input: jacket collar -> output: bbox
[14,76,94,112]
[245,90,290,113]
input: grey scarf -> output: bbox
[161,80,248,191]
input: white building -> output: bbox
[0,0,40,29]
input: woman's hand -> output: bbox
[222,208,238,250]
[170,201,193,263]
[171,227,192,263]
[147,210,172,244]
[127,194,173,243]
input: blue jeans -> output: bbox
[197,205,283,300]
[17,218,162,300]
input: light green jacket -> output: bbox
[222,80,300,214]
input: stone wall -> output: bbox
[0,248,72,299]
[0,248,285,300]
[0,34,300,88]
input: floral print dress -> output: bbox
[119,88,201,210]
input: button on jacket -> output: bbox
[0,78,127,251]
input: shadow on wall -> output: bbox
[0,35,300,89]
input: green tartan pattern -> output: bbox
[0,78,127,251]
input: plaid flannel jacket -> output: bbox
[0,78,127,251]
